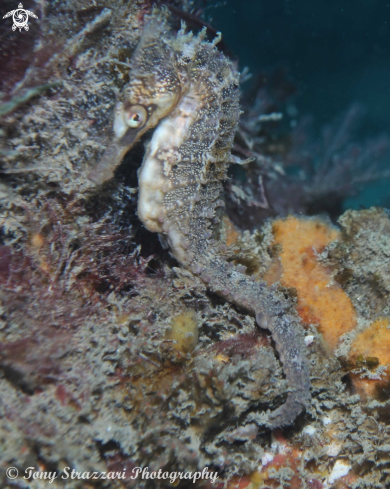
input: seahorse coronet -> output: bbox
[89,7,311,429]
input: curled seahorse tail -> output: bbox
[195,256,311,428]
[256,309,311,428]
[266,392,310,428]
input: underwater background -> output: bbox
[210,0,390,211]
[2,1,390,488]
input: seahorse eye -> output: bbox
[125,105,148,128]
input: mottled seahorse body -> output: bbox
[89,9,311,428]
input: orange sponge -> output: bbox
[349,317,390,398]
[266,216,357,349]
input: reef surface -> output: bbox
[1,2,390,489]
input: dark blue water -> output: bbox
[210,0,390,211]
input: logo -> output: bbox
[3,3,38,32]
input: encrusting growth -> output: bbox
[88,8,311,428]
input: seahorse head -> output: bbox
[88,9,187,184]
[113,13,186,150]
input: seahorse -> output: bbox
[88,9,311,428]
